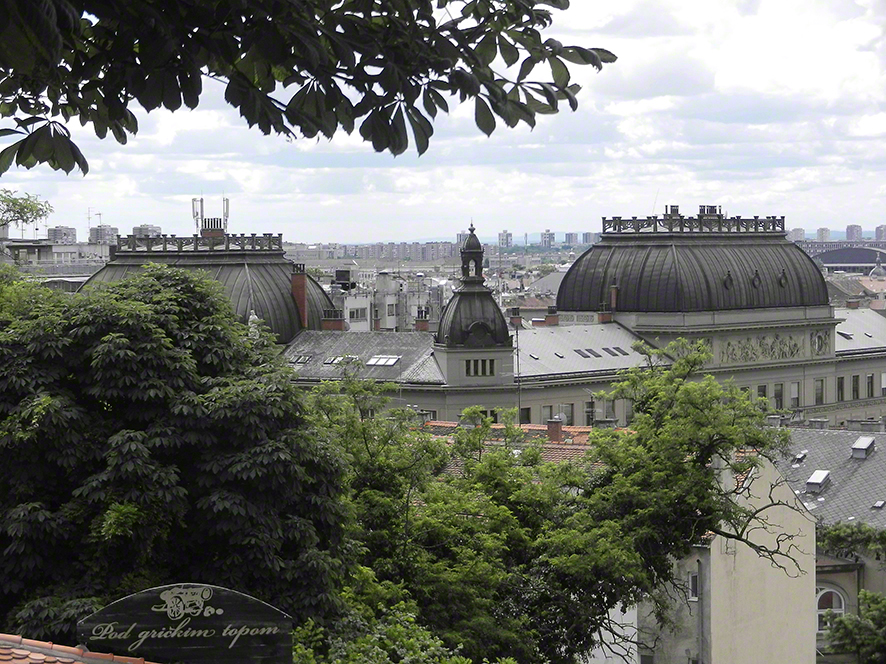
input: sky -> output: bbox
[3,0,886,244]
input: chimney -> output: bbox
[809,418,829,430]
[609,283,619,312]
[765,414,782,428]
[805,470,831,494]
[847,299,860,309]
[597,311,612,324]
[532,318,546,327]
[321,309,345,331]
[291,265,309,328]
[547,418,563,443]
[509,307,522,327]
[851,436,876,459]
[545,305,559,326]
[414,310,429,332]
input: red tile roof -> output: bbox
[0,635,164,664]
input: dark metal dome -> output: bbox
[435,286,511,347]
[557,231,828,313]
[82,234,332,342]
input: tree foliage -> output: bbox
[828,590,886,663]
[304,343,803,663]
[0,265,346,642]
[0,0,616,175]
[0,189,53,230]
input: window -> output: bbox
[882,372,886,396]
[757,385,767,399]
[348,307,367,321]
[815,379,825,406]
[688,571,699,601]
[604,399,615,420]
[519,407,531,424]
[542,405,553,422]
[585,400,595,426]
[791,382,800,408]
[387,303,395,316]
[559,404,574,426]
[366,355,400,366]
[816,587,846,635]
[293,354,312,364]
[774,383,784,409]
[837,377,845,402]
[465,359,495,377]
[425,410,437,420]
[868,373,875,399]
[852,375,860,400]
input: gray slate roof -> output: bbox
[782,428,886,528]
[516,323,645,378]
[834,308,886,354]
[284,331,444,384]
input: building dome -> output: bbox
[558,212,828,313]
[870,256,886,281]
[82,234,332,342]
[435,225,510,347]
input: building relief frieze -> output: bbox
[719,333,804,365]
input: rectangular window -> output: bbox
[489,359,495,376]
[604,399,615,420]
[473,359,480,376]
[465,360,472,377]
[689,571,699,600]
[882,372,886,396]
[837,377,845,402]
[387,303,395,316]
[480,359,487,376]
[542,405,553,422]
[585,400,595,426]
[560,404,574,426]
[790,382,800,408]
[868,374,875,399]
[774,383,783,410]
[852,375,860,400]
[815,378,825,406]
[757,385,767,399]
[426,410,437,420]
[519,407,531,424]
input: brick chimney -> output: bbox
[291,264,309,328]
[847,299,860,309]
[545,305,559,326]
[321,309,345,331]
[509,307,522,327]
[609,283,619,312]
[414,309,429,332]
[547,418,563,443]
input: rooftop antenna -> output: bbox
[192,197,204,234]
[651,188,659,215]
[223,196,230,230]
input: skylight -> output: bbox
[613,346,629,356]
[602,348,619,357]
[366,355,401,366]
[585,348,602,358]
[323,355,358,365]
[837,331,853,340]
[294,355,312,364]
[554,352,564,359]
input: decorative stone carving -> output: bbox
[719,333,804,364]
[810,329,830,357]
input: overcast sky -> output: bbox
[3,0,886,243]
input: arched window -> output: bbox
[816,586,846,635]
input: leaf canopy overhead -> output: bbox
[0,0,616,174]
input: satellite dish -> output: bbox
[555,412,568,423]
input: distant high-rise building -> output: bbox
[133,224,161,238]
[581,232,597,245]
[456,230,471,246]
[89,225,119,245]
[564,232,578,245]
[540,229,555,248]
[846,224,863,242]
[47,226,77,244]
[786,228,805,242]
[498,230,513,248]
[877,225,886,241]
[817,228,831,243]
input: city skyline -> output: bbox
[3,1,886,244]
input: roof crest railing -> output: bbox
[601,215,786,234]
[115,233,284,252]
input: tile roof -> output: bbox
[0,635,164,664]
[834,308,886,354]
[781,428,886,528]
[423,421,600,461]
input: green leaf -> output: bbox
[0,142,20,175]
[475,33,497,67]
[549,56,570,88]
[499,36,520,67]
[474,97,495,137]
[517,57,536,82]
[407,107,432,155]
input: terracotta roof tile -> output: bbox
[0,637,163,664]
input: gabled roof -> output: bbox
[0,634,164,664]
[284,331,444,384]
[782,428,886,528]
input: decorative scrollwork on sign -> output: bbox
[810,329,830,357]
[719,333,804,364]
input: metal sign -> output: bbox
[77,583,292,664]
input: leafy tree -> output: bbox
[828,590,886,663]
[0,0,616,175]
[0,189,53,231]
[305,343,803,663]
[0,265,347,642]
